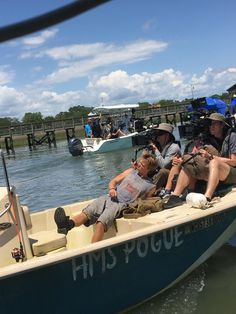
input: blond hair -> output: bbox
[141,151,158,172]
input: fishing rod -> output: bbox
[1,150,11,194]
[0,150,25,262]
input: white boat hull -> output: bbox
[81,132,138,153]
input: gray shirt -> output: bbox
[117,170,155,203]
[221,132,236,157]
[154,142,181,169]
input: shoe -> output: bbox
[54,207,74,235]
[163,194,184,209]
[158,189,170,198]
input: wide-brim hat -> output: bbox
[152,123,175,139]
[206,113,230,127]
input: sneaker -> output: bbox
[162,192,171,202]
[54,207,74,235]
[163,194,184,209]
[158,189,171,199]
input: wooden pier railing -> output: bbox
[0,105,187,137]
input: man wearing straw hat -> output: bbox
[148,123,181,192]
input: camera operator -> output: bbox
[149,123,181,191]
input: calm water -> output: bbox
[1,140,236,314]
[0,140,134,212]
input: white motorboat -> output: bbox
[69,103,141,155]
[81,131,138,153]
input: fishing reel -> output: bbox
[11,244,25,263]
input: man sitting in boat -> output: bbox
[163,113,236,208]
[147,123,181,192]
[106,122,126,139]
[54,151,157,242]
[159,115,226,199]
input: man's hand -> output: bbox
[109,188,117,200]
[199,148,212,160]
[149,142,159,153]
[172,156,183,166]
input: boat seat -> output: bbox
[29,230,67,257]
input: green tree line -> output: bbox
[0,105,93,126]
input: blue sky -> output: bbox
[0,0,236,119]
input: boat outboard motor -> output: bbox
[68,138,84,156]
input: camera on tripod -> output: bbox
[132,128,158,147]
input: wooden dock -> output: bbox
[0,105,187,154]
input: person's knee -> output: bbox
[153,169,169,190]
[96,221,106,232]
[209,158,220,169]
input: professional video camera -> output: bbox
[132,128,159,147]
[183,115,210,139]
[179,98,212,140]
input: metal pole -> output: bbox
[191,84,195,100]
[0,150,11,194]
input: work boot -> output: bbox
[163,195,184,209]
[54,207,75,235]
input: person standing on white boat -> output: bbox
[84,118,93,138]
[54,152,157,242]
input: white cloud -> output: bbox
[190,67,236,96]
[1,67,236,119]
[0,66,14,85]
[17,39,168,84]
[87,67,236,104]
[89,69,186,101]
[22,29,58,47]
[42,43,108,60]
[0,85,29,117]
[38,39,168,84]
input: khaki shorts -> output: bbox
[83,195,125,230]
[152,168,170,191]
[223,167,236,184]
